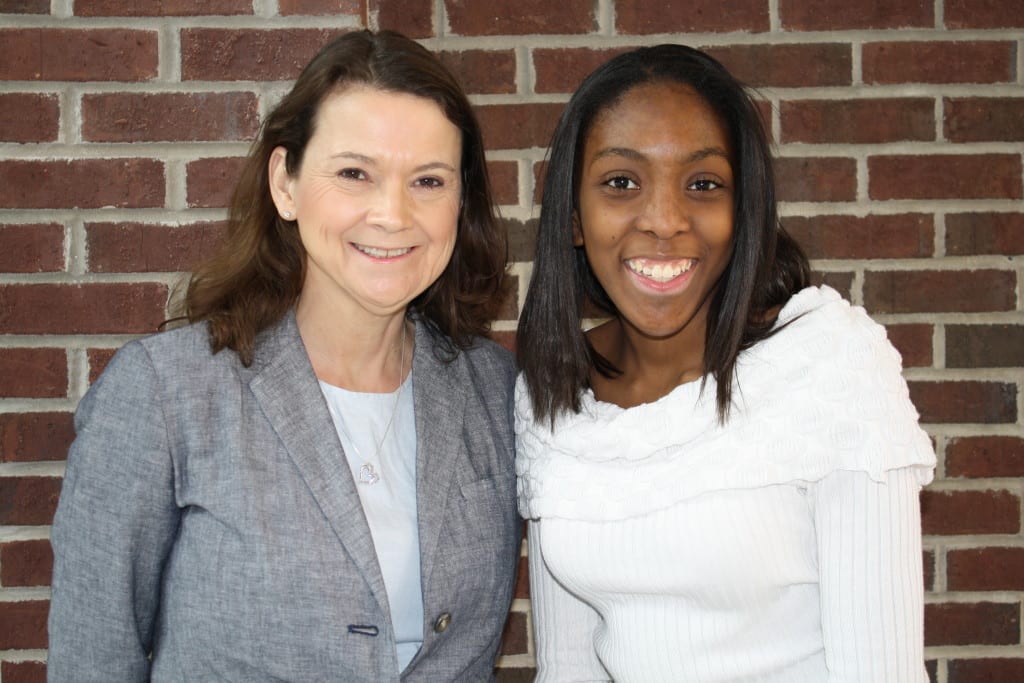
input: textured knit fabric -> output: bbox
[48,312,520,683]
[516,286,936,682]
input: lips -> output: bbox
[624,257,696,283]
[353,243,413,258]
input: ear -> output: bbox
[268,146,296,220]
[571,210,584,246]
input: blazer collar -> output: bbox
[411,320,466,585]
[246,311,392,621]
[244,311,468,616]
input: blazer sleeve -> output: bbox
[812,466,928,682]
[48,341,181,682]
[528,521,612,682]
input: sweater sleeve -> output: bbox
[812,466,928,682]
[47,342,181,682]
[528,520,612,682]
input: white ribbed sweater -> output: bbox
[516,286,936,682]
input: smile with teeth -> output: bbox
[625,258,696,283]
[354,244,413,258]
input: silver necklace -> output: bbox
[335,321,408,486]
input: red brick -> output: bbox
[781,98,933,144]
[921,489,1020,535]
[864,269,1015,314]
[0,477,62,525]
[783,214,933,259]
[370,0,432,38]
[884,323,933,368]
[947,436,1024,479]
[487,161,518,206]
[0,349,66,399]
[181,29,341,81]
[0,283,168,334]
[495,669,535,683]
[445,0,595,35]
[82,92,258,143]
[88,348,118,384]
[775,157,857,202]
[946,212,1024,256]
[500,611,528,655]
[507,218,537,262]
[0,0,49,12]
[439,50,516,95]
[533,48,625,94]
[616,0,768,33]
[0,159,165,209]
[0,93,58,142]
[708,44,851,88]
[476,103,564,151]
[924,601,1019,646]
[864,41,1015,85]
[0,224,64,273]
[74,0,252,14]
[280,0,361,15]
[0,539,52,587]
[87,222,227,273]
[489,330,515,353]
[946,97,1024,143]
[0,600,49,649]
[513,555,529,598]
[0,29,157,81]
[810,271,854,299]
[870,154,1021,200]
[0,660,47,683]
[946,0,1024,28]
[908,380,1017,424]
[781,0,931,29]
[948,547,1024,591]
[948,659,1024,682]
[947,324,1024,368]
[186,157,246,209]
[923,549,934,591]
[0,412,74,463]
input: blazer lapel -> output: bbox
[246,313,392,621]
[412,322,466,585]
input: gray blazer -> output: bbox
[48,312,520,682]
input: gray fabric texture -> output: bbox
[47,311,520,682]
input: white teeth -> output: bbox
[626,259,695,283]
[355,244,412,258]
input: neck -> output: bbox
[590,309,709,409]
[295,294,411,393]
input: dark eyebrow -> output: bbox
[590,145,730,164]
[328,152,456,174]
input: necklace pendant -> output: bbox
[359,462,380,485]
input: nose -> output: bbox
[366,181,412,232]
[635,183,689,239]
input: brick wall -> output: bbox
[0,1,1021,681]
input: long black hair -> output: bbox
[517,44,808,424]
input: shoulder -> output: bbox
[93,321,243,399]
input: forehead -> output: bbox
[309,85,460,150]
[584,81,731,156]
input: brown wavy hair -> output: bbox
[183,30,508,365]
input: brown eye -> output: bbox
[604,176,639,190]
[688,178,722,192]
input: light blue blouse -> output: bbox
[320,375,423,671]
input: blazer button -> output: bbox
[433,612,452,633]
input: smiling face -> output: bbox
[576,81,735,344]
[269,86,462,323]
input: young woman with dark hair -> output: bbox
[48,30,518,682]
[516,44,934,681]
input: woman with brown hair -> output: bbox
[48,30,519,682]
